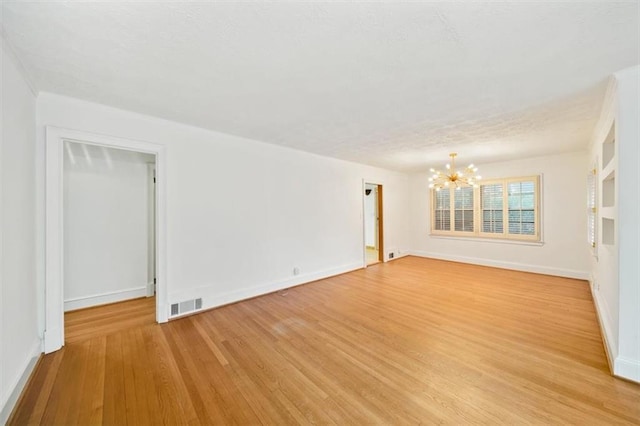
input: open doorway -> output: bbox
[45,127,167,353]
[62,142,157,343]
[364,182,384,266]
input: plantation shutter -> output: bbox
[454,187,474,232]
[507,181,536,235]
[434,190,451,231]
[481,183,503,234]
[587,171,596,248]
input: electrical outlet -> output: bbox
[389,252,394,259]
[293,267,300,276]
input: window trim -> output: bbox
[430,175,541,242]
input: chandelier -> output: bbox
[428,153,481,191]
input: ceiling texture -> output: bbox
[1,1,638,172]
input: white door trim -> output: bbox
[44,126,168,353]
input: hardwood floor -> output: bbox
[9,257,640,425]
[65,296,156,344]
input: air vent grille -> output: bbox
[170,297,203,318]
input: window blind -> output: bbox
[454,187,474,232]
[481,183,503,233]
[507,181,536,235]
[434,189,451,231]
[587,171,596,248]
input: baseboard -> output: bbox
[146,281,155,297]
[0,338,41,425]
[64,286,147,311]
[589,279,617,374]
[410,250,590,280]
[614,357,640,384]
[167,262,363,318]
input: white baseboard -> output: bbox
[146,281,155,297]
[589,279,618,373]
[167,262,363,318]
[64,286,147,311]
[0,338,41,424]
[410,250,590,280]
[614,357,640,383]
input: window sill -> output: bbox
[429,234,545,246]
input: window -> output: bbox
[454,187,474,232]
[431,176,541,241]
[587,168,596,250]
[434,189,450,231]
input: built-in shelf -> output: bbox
[600,122,616,248]
[602,170,615,208]
[602,124,615,170]
[600,206,615,219]
[602,217,615,245]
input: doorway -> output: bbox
[364,182,383,266]
[45,127,167,353]
[63,142,156,309]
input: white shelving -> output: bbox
[602,124,615,170]
[602,170,615,208]
[599,122,616,247]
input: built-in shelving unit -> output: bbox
[602,170,615,208]
[602,125,615,170]
[588,67,640,384]
[602,217,615,246]
[599,122,616,246]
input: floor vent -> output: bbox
[170,298,203,318]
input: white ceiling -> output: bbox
[2,1,638,172]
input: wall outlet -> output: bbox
[293,267,300,276]
[389,252,395,259]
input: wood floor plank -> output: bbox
[8,257,640,425]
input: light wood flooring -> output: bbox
[9,256,640,425]
[65,296,156,344]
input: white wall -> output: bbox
[589,66,640,383]
[614,66,639,382]
[588,77,620,366]
[63,142,154,311]
[409,151,590,279]
[0,39,40,422]
[36,92,411,321]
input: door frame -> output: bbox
[362,179,384,267]
[146,163,156,297]
[44,126,168,353]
